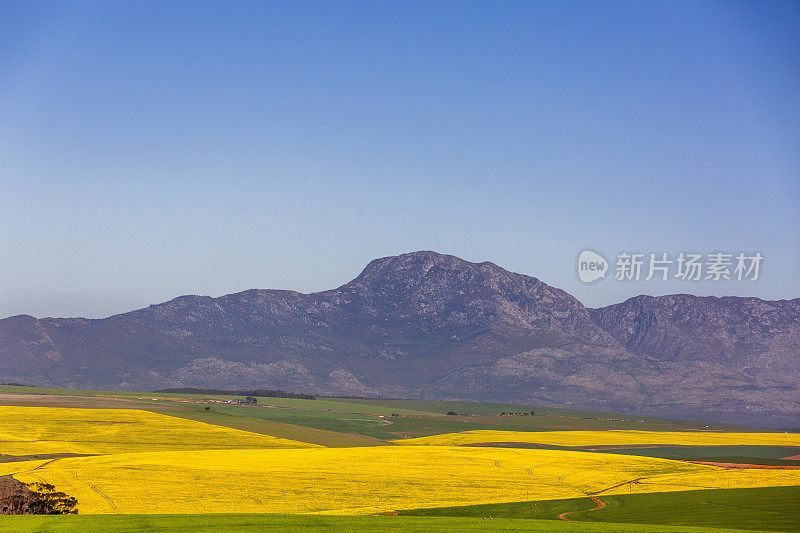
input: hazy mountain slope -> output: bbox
[590,295,800,424]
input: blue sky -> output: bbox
[1,1,798,318]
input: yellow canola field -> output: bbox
[392,429,800,447]
[0,406,316,455]
[12,446,800,515]
[0,458,49,477]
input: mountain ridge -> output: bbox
[1,250,797,427]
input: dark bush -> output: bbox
[0,478,77,515]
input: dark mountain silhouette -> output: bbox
[1,251,797,426]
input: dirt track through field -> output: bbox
[557,496,606,521]
[557,476,639,521]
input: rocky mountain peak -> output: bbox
[347,250,509,286]
[343,250,561,307]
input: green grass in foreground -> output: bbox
[0,514,771,533]
[398,485,800,532]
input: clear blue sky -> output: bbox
[1,1,798,318]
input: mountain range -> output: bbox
[1,251,798,427]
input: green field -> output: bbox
[587,445,800,460]
[465,444,800,464]
[0,385,800,448]
[0,385,758,427]
[0,383,793,449]
[0,384,763,447]
[398,486,800,532]
[685,457,800,466]
[332,397,748,426]
[0,513,775,533]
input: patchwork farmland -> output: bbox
[0,385,798,532]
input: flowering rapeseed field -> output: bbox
[10,446,800,515]
[0,406,316,455]
[2,407,798,516]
